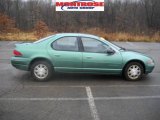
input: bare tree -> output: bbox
[0,0,160,34]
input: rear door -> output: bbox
[48,36,82,72]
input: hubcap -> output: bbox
[34,64,48,79]
[127,65,141,80]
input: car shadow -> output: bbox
[17,71,150,87]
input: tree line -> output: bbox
[0,0,160,34]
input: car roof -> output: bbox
[55,33,100,39]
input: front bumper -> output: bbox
[11,57,30,71]
[145,64,155,74]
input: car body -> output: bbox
[11,33,155,81]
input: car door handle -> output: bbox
[54,54,60,57]
[86,56,92,59]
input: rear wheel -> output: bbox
[31,61,53,82]
[124,62,144,81]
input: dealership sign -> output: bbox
[55,0,104,11]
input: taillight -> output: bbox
[13,50,22,57]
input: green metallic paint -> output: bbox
[48,50,83,72]
[82,52,123,74]
[11,57,30,70]
[11,33,155,75]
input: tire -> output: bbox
[30,60,53,82]
[124,62,144,81]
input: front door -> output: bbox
[81,37,123,74]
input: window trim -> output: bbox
[51,36,80,52]
[80,36,115,54]
[77,36,84,52]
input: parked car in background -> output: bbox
[11,33,155,81]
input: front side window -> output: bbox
[81,37,111,53]
[52,37,78,51]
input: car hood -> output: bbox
[120,49,152,59]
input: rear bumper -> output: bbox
[11,57,30,71]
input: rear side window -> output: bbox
[52,37,78,51]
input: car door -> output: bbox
[81,37,123,74]
[48,36,82,72]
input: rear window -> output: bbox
[52,37,78,51]
[34,35,55,44]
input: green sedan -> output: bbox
[11,33,155,81]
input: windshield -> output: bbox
[99,37,122,50]
[110,41,125,50]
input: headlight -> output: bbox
[147,59,154,65]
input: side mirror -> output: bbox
[106,49,115,55]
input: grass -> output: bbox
[0,29,160,42]
[84,28,160,42]
[0,32,37,41]
[103,32,160,42]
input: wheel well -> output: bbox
[122,60,146,75]
[29,58,53,70]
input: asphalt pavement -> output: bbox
[0,41,160,120]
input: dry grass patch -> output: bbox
[0,29,160,42]
[103,33,160,42]
[0,32,54,41]
[83,28,160,42]
[0,32,37,41]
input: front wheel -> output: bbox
[31,61,53,82]
[124,62,144,81]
